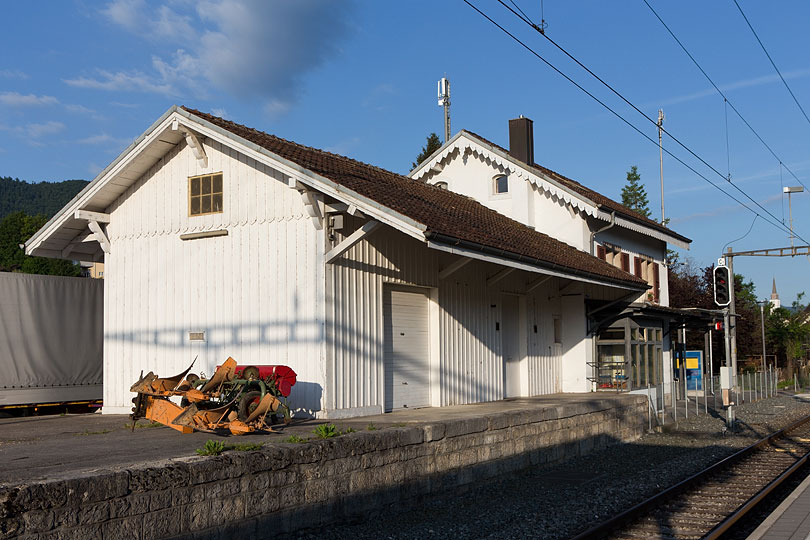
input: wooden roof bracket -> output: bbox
[172,118,208,168]
[74,210,111,254]
[325,220,381,264]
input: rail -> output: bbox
[570,411,810,539]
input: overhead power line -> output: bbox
[642,0,808,193]
[493,0,795,240]
[467,0,807,244]
[732,0,810,129]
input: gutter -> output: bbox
[425,231,645,290]
[590,210,616,255]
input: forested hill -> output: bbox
[0,176,88,219]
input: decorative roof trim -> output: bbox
[596,209,690,249]
[411,134,599,218]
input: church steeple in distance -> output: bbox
[770,278,781,309]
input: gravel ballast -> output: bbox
[300,392,810,540]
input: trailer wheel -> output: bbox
[238,391,262,421]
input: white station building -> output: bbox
[27,107,692,418]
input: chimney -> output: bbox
[508,116,534,165]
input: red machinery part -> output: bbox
[226,364,298,397]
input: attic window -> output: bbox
[493,174,509,194]
[435,181,448,190]
[189,173,223,216]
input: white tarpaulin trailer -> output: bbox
[0,272,102,408]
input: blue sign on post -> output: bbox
[685,350,703,391]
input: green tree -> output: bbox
[620,165,651,218]
[0,211,82,276]
[668,259,760,361]
[0,177,87,220]
[411,133,442,170]
[766,294,810,374]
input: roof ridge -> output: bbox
[178,107,647,288]
[182,106,407,182]
[457,130,686,240]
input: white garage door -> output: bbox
[384,287,430,411]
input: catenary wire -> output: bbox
[642,0,809,192]
[732,0,810,129]
[494,0,794,237]
[486,0,806,244]
[460,0,789,240]
[723,215,758,254]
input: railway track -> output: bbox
[571,412,810,540]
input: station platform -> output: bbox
[748,473,810,539]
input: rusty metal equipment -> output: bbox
[130,357,297,435]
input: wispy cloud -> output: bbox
[668,161,810,196]
[65,68,174,94]
[362,83,396,111]
[76,133,130,146]
[85,0,355,113]
[210,107,229,119]
[110,101,140,109]
[0,92,59,107]
[325,136,362,156]
[25,121,66,138]
[670,194,783,225]
[0,69,28,80]
[88,163,104,177]
[652,68,810,109]
[65,104,95,114]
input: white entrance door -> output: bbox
[384,287,430,411]
[502,294,521,397]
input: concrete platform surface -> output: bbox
[0,393,638,486]
[748,472,810,540]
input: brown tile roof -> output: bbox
[460,130,691,243]
[182,107,647,289]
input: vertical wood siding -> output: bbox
[438,266,501,406]
[526,281,563,395]
[328,226,437,412]
[103,139,325,415]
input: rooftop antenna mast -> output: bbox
[438,77,451,143]
[658,109,665,223]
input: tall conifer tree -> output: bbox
[620,165,651,218]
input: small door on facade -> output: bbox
[383,287,430,411]
[502,294,521,397]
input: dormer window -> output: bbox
[434,181,448,190]
[493,174,509,194]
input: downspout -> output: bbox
[590,210,616,255]
[588,209,616,392]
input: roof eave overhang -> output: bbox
[426,233,648,292]
[595,208,691,249]
[26,106,432,260]
[25,105,183,259]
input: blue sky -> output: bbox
[3,0,810,305]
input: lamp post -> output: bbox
[784,186,804,251]
[759,300,768,396]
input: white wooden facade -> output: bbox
[410,123,692,395]
[27,107,648,418]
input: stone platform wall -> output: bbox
[0,396,647,539]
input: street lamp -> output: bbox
[758,300,768,397]
[783,186,804,250]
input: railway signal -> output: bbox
[713,265,731,307]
